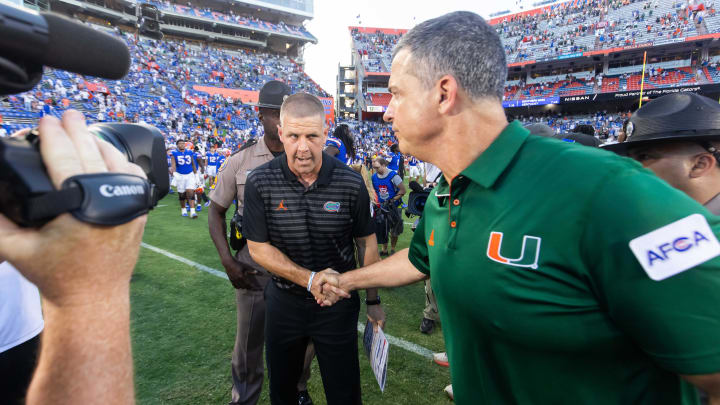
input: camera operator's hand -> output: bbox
[222,257,262,291]
[0,110,145,405]
[0,110,147,304]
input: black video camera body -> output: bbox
[0,124,170,227]
[0,3,169,227]
[406,180,433,232]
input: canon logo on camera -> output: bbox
[99,184,145,198]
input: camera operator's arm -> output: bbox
[0,111,146,405]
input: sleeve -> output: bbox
[209,156,238,208]
[583,169,720,374]
[325,137,341,148]
[391,174,403,187]
[408,214,431,275]
[351,181,376,238]
[241,174,269,243]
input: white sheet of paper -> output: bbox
[364,320,389,392]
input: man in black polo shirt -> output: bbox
[243,93,385,405]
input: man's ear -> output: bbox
[277,125,285,144]
[690,153,717,179]
[437,75,458,115]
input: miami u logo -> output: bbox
[486,231,542,270]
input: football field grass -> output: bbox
[131,180,452,404]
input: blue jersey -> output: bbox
[207,152,220,167]
[388,152,402,171]
[194,151,203,168]
[217,155,226,170]
[372,170,400,206]
[408,156,418,167]
[172,150,195,174]
[325,136,349,165]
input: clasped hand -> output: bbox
[310,269,351,306]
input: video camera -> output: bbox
[0,3,168,227]
[406,181,432,216]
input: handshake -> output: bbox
[309,269,351,306]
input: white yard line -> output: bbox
[140,242,228,280]
[141,242,434,360]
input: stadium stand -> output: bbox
[336,0,720,146]
[141,0,316,41]
[1,20,329,151]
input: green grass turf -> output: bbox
[131,176,452,404]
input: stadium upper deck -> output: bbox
[348,0,713,74]
[0,22,331,138]
[46,0,317,52]
[139,0,316,42]
[342,0,720,117]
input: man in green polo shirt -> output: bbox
[315,11,720,405]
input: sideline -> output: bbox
[140,242,434,360]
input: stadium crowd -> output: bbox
[143,0,315,40]
[0,22,328,147]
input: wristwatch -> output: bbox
[365,296,381,306]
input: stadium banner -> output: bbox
[685,33,720,42]
[508,60,536,67]
[349,26,408,36]
[557,52,583,60]
[320,97,335,123]
[191,87,334,121]
[621,41,653,51]
[654,37,686,46]
[366,105,386,112]
[192,86,259,104]
[557,84,720,104]
[584,49,612,56]
[503,96,559,108]
[582,41,653,57]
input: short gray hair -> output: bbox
[280,93,326,126]
[393,11,507,102]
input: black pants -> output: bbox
[264,282,361,405]
[0,334,40,405]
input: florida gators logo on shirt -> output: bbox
[486,231,542,270]
[323,201,341,212]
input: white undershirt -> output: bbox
[0,262,44,353]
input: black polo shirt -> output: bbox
[243,152,375,291]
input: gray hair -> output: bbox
[392,11,507,102]
[280,93,326,126]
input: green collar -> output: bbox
[456,120,529,188]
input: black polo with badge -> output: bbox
[242,151,373,405]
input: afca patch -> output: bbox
[629,214,720,281]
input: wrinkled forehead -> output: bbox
[388,49,414,88]
[281,114,325,134]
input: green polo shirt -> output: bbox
[409,120,720,405]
